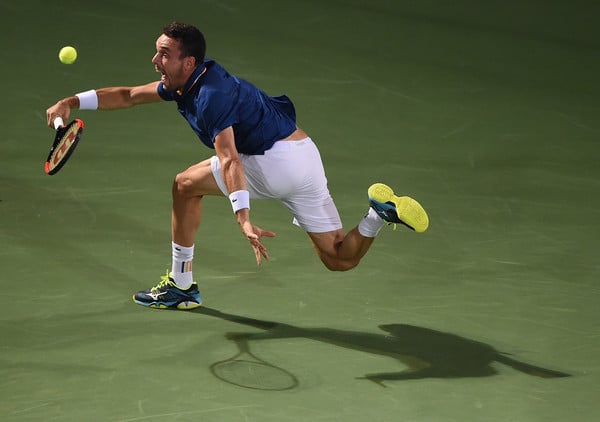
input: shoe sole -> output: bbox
[133,297,202,310]
[368,183,429,233]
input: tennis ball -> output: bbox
[58,46,77,64]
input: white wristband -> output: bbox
[76,89,98,110]
[229,190,250,213]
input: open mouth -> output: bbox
[155,67,167,84]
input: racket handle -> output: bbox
[53,117,64,130]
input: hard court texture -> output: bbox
[1,1,599,421]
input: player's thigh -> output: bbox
[174,158,223,197]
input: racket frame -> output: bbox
[45,117,85,175]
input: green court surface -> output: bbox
[2,1,599,421]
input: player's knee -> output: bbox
[173,172,196,196]
[321,257,359,272]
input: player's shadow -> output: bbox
[195,306,570,385]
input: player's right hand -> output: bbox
[46,99,72,127]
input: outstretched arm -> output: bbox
[46,81,162,126]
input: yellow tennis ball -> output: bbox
[58,46,77,64]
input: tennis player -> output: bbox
[46,22,429,310]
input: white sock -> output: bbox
[171,242,194,289]
[358,208,385,237]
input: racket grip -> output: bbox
[53,117,64,130]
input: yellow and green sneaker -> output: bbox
[368,183,429,233]
[133,270,202,310]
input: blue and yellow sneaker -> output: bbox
[133,270,202,310]
[368,183,429,233]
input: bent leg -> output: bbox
[172,158,224,247]
[134,158,222,308]
[308,228,375,271]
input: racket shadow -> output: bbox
[209,334,299,391]
[195,307,571,387]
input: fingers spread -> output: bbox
[261,230,276,238]
[254,245,262,266]
[250,238,269,266]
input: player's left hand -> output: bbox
[239,221,276,265]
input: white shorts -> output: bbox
[211,138,342,233]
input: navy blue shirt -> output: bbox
[158,59,297,155]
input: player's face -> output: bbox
[152,34,194,91]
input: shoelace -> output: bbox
[150,270,175,292]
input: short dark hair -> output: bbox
[162,22,206,63]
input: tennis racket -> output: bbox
[44,117,84,175]
[210,335,299,391]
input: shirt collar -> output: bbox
[176,63,207,97]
